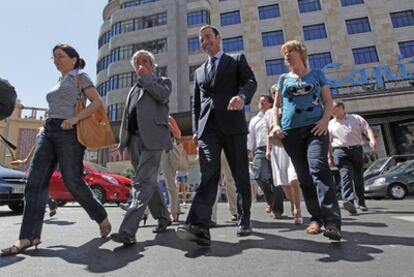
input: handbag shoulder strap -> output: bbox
[75,75,87,104]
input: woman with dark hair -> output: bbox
[1,43,111,256]
[269,40,342,241]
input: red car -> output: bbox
[49,161,131,206]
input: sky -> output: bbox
[0,1,107,110]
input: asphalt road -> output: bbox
[1,197,413,277]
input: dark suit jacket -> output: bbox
[119,74,172,152]
[192,53,257,138]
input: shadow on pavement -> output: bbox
[141,221,414,264]
[9,238,144,273]
[44,218,76,226]
[0,211,22,217]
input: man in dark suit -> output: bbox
[176,25,257,246]
[110,49,172,245]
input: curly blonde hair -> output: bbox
[280,40,308,68]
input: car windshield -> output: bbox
[365,157,388,174]
[85,162,112,174]
[387,162,413,174]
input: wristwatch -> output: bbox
[239,94,247,101]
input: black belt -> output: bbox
[256,146,266,151]
[333,145,362,150]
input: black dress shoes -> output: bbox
[110,232,137,245]
[237,224,252,237]
[176,224,211,246]
[153,220,172,233]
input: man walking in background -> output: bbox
[328,101,377,215]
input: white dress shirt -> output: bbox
[247,111,269,151]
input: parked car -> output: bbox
[363,154,414,181]
[364,160,414,200]
[0,164,27,212]
[49,162,131,205]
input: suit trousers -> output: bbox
[253,147,284,214]
[186,114,251,228]
[160,151,180,214]
[332,146,365,206]
[118,133,170,237]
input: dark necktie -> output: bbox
[207,57,217,83]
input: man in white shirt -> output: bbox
[248,95,284,218]
[328,101,376,214]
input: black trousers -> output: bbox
[186,114,251,228]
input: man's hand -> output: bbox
[370,139,377,150]
[227,96,245,110]
[136,65,151,78]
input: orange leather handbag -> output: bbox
[75,76,115,149]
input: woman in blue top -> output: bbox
[1,44,111,256]
[269,40,342,241]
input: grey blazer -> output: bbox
[119,74,172,152]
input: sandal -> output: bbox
[99,217,112,238]
[306,222,321,234]
[323,225,342,241]
[1,238,41,256]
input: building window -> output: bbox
[303,23,327,40]
[98,31,112,49]
[220,11,241,26]
[107,103,125,122]
[390,10,414,28]
[187,10,210,27]
[188,36,201,53]
[298,0,321,13]
[97,55,112,74]
[346,17,371,34]
[352,46,379,64]
[222,36,244,52]
[265,59,287,76]
[308,52,332,69]
[121,0,161,9]
[258,4,280,20]
[340,0,364,6]
[262,30,284,47]
[399,40,414,58]
[189,64,202,81]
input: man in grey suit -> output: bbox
[110,50,172,245]
[176,25,257,246]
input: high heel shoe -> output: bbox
[141,214,148,226]
[1,238,41,256]
[99,217,112,238]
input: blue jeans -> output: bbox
[252,147,284,214]
[19,118,107,240]
[332,146,365,206]
[282,125,341,229]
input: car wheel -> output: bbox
[56,201,67,207]
[387,183,407,200]
[91,186,106,204]
[8,202,24,213]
